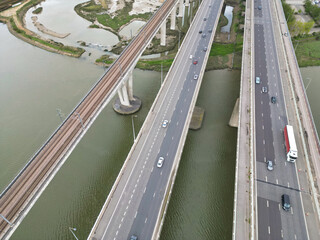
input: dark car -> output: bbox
[202,33,206,38]
[204,17,207,21]
[193,60,198,65]
[203,47,207,52]
[281,194,291,211]
[208,29,212,33]
[258,5,262,10]
[199,30,202,34]
[271,96,276,103]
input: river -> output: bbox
[0,1,319,239]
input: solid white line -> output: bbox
[153,192,156,198]
[145,218,148,223]
[134,211,137,218]
[268,226,270,234]
[267,200,269,207]
[144,187,146,193]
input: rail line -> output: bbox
[0,0,178,237]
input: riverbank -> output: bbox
[95,0,245,71]
[0,0,85,57]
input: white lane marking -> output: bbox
[263,139,265,145]
[124,211,127,216]
[172,136,174,140]
[144,187,146,193]
[116,231,119,236]
[176,121,179,126]
[279,204,281,211]
[118,223,121,229]
[285,162,287,166]
[133,189,135,194]
[261,101,263,105]
[160,171,163,175]
[262,125,264,130]
[265,176,268,182]
[126,206,128,210]
[129,199,131,204]
[276,179,279,184]
[134,211,137,218]
[268,226,271,234]
[153,192,156,198]
[135,184,137,188]
[145,218,148,223]
[287,182,290,187]
[267,200,269,207]
[278,116,280,120]
[121,217,124,222]
[281,229,284,238]
[262,113,264,117]
[151,166,154,172]
[294,234,297,239]
[291,207,294,214]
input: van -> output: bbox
[189,55,193,59]
[281,194,291,211]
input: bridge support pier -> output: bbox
[178,0,184,17]
[185,0,190,7]
[113,69,141,115]
[170,5,176,30]
[160,20,166,46]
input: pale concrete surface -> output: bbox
[229,98,239,128]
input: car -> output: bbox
[202,33,206,38]
[193,74,198,80]
[267,160,273,171]
[284,32,288,37]
[271,96,276,104]
[262,86,268,93]
[281,194,291,211]
[193,60,198,65]
[162,120,169,128]
[204,17,207,21]
[208,29,212,33]
[189,54,193,59]
[157,157,164,168]
[258,5,262,10]
[209,5,211,7]
[199,30,203,34]
[255,77,260,84]
[130,235,138,240]
[203,47,207,52]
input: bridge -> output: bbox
[1,0,320,238]
[233,0,320,239]
[0,0,192,238]
[87,0,223,238]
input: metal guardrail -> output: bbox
[0,0,177,199]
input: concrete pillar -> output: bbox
[121,83,130,106]
[117,89,125,105]
[170,5,176,30]
[185,0,189,7]
[127,70,135,101]
[178,0,184,17]
[160,20,166,46]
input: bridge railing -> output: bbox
[277,0,320,153]
[0,0,177,199]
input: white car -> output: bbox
[162,120,169,128]
[157,157,164,168]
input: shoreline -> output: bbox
[0,0,85,58]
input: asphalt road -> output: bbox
[90,0,223,239]
[253,0,308,239]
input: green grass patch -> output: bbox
[32,7,43,14]
[294,39,320,67]
[136,58,174,71]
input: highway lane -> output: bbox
[92,0,224,239]
[253,0,308,239]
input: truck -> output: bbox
[284,125,298,162]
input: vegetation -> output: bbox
[282,0,314,35]
[9,17,85,57]
[75,1,152,32]
[305,0,320,22]
[32,7,43,14]
[293,33,320,67]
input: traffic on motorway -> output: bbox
[253,0,308,239]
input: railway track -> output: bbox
[0,0,178,238]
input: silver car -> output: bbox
[157,157,164,168]
[267,160,273,171]
[262,86,268,93]
[255,77,260,84]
